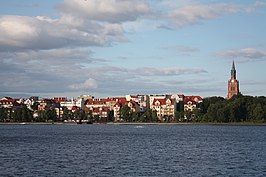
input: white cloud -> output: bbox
[165,3,241,28]
[57,0,152,23]
[0,15,125,51]
[214,48,266,62]
[69,78,98,91]
[246,1,266,13]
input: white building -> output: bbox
[60,98,85,110]
[126,95,149,112]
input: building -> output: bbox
[227,61,240,99]
[38,98,58,110]
[151,98,175,121]
[126,95,149,112]
[60,98,85,110]
[0,99,21,108]
[182,95,203,112]
[113,98,139,121]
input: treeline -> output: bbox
[197,95,266,122]
[0,106,33,122]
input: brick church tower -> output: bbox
[227,61,240,99]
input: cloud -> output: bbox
[0,55,208,96]
[1,0,261,98]
[84,66,207,77]
[162,45,199,56]
[133,67,207,76]
[164,3,241,28]
[0,15,125,52]
[57,0,152,23]
[214,48,266,62]
[246,1,266,13]
[69,78,98,91]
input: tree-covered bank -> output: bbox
[197,95,266,123]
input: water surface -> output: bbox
[0,124,265,176]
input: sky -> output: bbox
[0,0,266,99]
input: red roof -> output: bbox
[184,99,197,105]
[152,98,175,106]
[0,100,21,107]
[184,96,203,103]
[86,97,128,106]
[71,106,79,111]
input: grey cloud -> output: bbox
[84,66,207,77]
[164,3,241,28]
[133,67,207,76]
[69,78,98,91]
[0,56,208,96]
[162,45,199,56]
[214,48,266,62]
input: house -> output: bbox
[113,99,139,122]
[183,96,203,120]
[126,95,149,112]
[0,99,21,108]
[87,107,109,120]
[53,97,67,103]
[60,98,85,110]
[183,96,203,112]
[85,97,135,121]
[151,98,176,121]
[184,99,197,112]
[24,96,39,110]
[38,98,58,110]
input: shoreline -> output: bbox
[0,122,266,126]
[109,122,266,126]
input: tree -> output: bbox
[120,105,131,122]
[199,96,226,114]
[175,111,184,122]
[0,108,9,121]
[94,114,100,122]
[107,110,114,122]
[252,103,264,121]
[46,109,57,122]
[61,107,70,121]
[31,102,39,110]
[11,106,33,122]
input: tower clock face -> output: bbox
[231,80,234,83]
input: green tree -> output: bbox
[0,108,9,121]
[11,106,33,122]
[252,103,264,121]
[31,102,39,110]
[199,96,226,114]
[61,107,70,121]
[94,114,100,122]
[107,110,114,122]
[120,105,131,122]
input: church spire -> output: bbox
[231,60,236,79]
[227,60,240,99]
[232,60,235,70]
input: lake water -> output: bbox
[0,124,265,177]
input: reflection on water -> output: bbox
[0,124,265,176]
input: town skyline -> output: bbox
[1,0,266,99]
